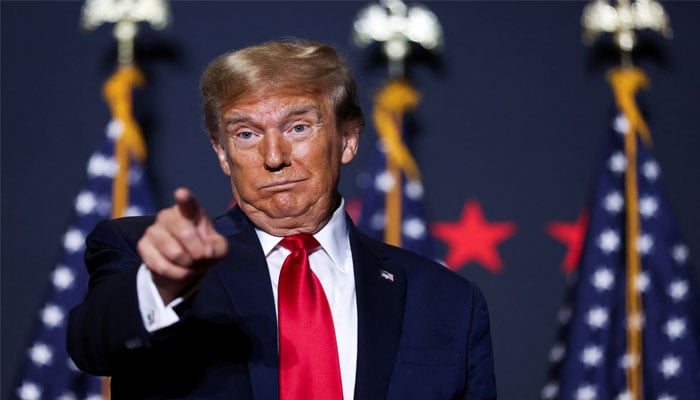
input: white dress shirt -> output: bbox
[136,201,358,399]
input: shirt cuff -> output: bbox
[136,263,183,332]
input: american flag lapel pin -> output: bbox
[380,269,394,282]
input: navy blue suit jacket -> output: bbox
[68,207,496,399]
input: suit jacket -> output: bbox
[68,207,496,399]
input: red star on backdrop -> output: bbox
[430,199,516,274]
[546,208,589,274]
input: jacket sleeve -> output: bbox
[67,217,155,376]
[464,282,497,400]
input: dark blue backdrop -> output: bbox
[3,1,699,399]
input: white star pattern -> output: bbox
[28,343,53,366]
[639,195,659,218]
[636,234,654,255]
[129,165,144,184]
[402,217,426,239]
[663,318,686,341]
[671,244,689,265]
[63,228,85,253]
[603,191,624,213]
[558,306,572,324]
[16,381,41,400]
[635,272,650,293]
[613,114,630,134]
[57,392,77,400]
[619,353,639,370]
[592,267,615,291]
[52,266,75,291]
[404,180,423,200]
[581,345,604,367]
[374,170,396,192]
[608,152,627,174]
[74,191,97,215]
[40,304,65,328]
[369,212,386,230]
[587,306,609,329]
[668,280,688,302]
[657,394,677,400]
[576,384,597,400]
[107,120,124,139]
[96,195,113,216]
[598,229,620,254]
[87,153,118,178]
[549,343,565,362]
[541,382,559,399]
[617,391,633,400]
[124,205,144,217]
[659,355,682,379]
[642,160,660,181]
[85,394,103,400]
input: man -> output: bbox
[68,40,497,399]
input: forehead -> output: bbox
[222,86,331,120]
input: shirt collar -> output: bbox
[255,199,349,271]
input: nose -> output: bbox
[262,132,291,171]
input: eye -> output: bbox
[292,124,309,133]
[237,131,254,139]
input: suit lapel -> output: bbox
[350,225,406,400]
[213,208,280,399]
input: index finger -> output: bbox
[174,187,203,222]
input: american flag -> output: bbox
[356,80,434,258]
[541,112,700,399]
[13,85,156,398]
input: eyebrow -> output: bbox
[222,103,323,127]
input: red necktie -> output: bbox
[278,234,343,400]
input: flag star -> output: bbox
[96,196,113,217]
[558,306,572,324]
[107,119,124,139]
[63,228,85,253]
[549,343,565,362]
[129,165,144,184]
[28,343,53,366]
[620,353,639,370]
[57,392,77,400]
[374,170,396,192]
[642,160,660,181]
[598,229,620,254]
[603,191,624,213]
[664,318,686,341]
[16,381,41,400]
[636,234,654,255]
[87,153,118,178]
[671,244,689,265]
[617,391,633,400]
[613,114,630,134]
[404,180,424,200]
[52,266,75,290]
[369,212,386,231]
[40,304,65,328]
[639,196,658,218]
[657,394,677,400]
[659,355,682,379]
[668,280,688,302]
[581,345,604,367]
[635,272,650,293]
[592,267,615,291]
[541,382,559,399]
[576,384,597,400]
[74,191,97,215]
[608,152,627,173]
[85,394,103,400]
[402,217,426,239]
[124,205,144,217]
[587,306,609,329]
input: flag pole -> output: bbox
[582,1,672,398]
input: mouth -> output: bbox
[258,179,304,191]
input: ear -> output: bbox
[340,123,360,165]
[210,135,232,177]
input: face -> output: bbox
[211,88,360,236]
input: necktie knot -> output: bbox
[280,234,320,253]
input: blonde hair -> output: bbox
[201,39,364,137]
